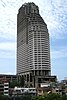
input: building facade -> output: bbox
[0,74,17,95]
[17,2,55,87]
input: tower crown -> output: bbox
[18,2,39,15]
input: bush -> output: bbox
[62,94,67,100]
[0,95,8,100]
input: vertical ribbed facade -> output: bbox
[17,2,51,87]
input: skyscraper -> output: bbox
[17,2,55,87]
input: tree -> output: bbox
[20,76,25,87]
[9,80,20,88]
[0,95,8,100]
[46,93,61,100]
[62,94,67,100]
[21,95,32,100]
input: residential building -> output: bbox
[0,74,17,95]
[0,74,17,82]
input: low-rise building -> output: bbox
[0,74,17,96]
[0,82,9,96]
[13,87,36,96]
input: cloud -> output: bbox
[0,0,67,58]
[0,0,23,40]
[0,72,16,75]
[51,47,67,59]
[41,0,67,39]
[0,0,67,40]
[0,42,16,59]
[0,42,16,51]
[0,5,17,39]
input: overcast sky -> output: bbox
[0,0,67,81]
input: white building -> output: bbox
[4,82,9,96]
[13,87,36,95]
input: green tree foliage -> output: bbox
[46,93,61,100]
[9,76,25,88]
[9,80,20,88]
[20,76,25,87]
[0,93,67,100]
[62,94,67,100]
[32,93,67,100]
[0,95,8,100]
[21,94,32,100]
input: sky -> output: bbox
[0,0,67,81]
